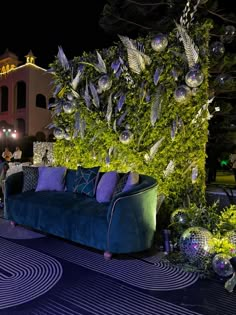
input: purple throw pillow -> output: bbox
[35,166,67,192]
[122,171,139,192]
[96,171,119,203]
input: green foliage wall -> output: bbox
[50,21,211,212]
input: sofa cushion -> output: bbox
[22,166,39,192]
[73,166,100,197]
[122,171,139,192]
[35,166,67,192]
[96,171,119,203]
[113,171,139,196]
[65,169,77,192]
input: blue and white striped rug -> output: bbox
[0,219,235,315]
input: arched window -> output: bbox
[0,86,8,112]
[36,94,47,109]
[16,81,26,109]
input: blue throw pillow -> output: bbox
[22,166,39,192]
[73,166,100,197]
[96,171,119,203]
[65,169,77,192]
[35,166,67,192]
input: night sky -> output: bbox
[1,1,112,69]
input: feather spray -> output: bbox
[150,85,163,126]
[163,160,175,177]
[119,35,151,74]
[175,22,199,69]
[89,82,100,108]
[95,51,107,74]
[106,93,113,126]
[57,46,69,70]
[180,0,201,29]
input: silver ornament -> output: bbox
[119,130,133,144]
[179,227,214,267]
[225,230,236,246]
[174,85,191,103]
[63,101,76,114]
[53,128,65,140]
[212,254,234,278]
[64,133,71,141]
[221,25,236,44]
[185,70,204,88]
[98,75,112,92]
[170,208,189,225]
[151,34,168,52]
[210,41,225,59]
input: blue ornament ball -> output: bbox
[185,70,204,88]
[221,25,236,44]
[174,85,191,103]
[53,128,65,140]
[151,34,168,52]
[179,227,214,266]
[119,130,133,144]
[212,254,234,278]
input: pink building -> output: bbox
[0,49,53,138]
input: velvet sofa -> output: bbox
[4,166,158,258]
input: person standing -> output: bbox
[13,146,22,162]
[2,147,13,162]
[230,148,236,182]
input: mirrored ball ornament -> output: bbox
[174,85,191,103]
[63,101,76,114]
[212,254,234,278]
[170,208,189,225]
[53,128,65,140]
[210,41,225,59]
[179,227,214,266]
[221,25,236,44]
[225,230,236,246]
[119,130,133,144]
[98,75,112,92]
[151,34,168,52]
[185,69,204,88]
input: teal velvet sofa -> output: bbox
[4,169,158,258]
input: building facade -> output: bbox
[0,49,54,138]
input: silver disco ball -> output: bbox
[151,34,168,52]
[185,69,204,88]
[63,101,76,114]
[225,230,236,246]
[212,254,234,278]
[170,208,189,225]
[119,130,133,144]
[210,41,225,59]
[179,227,214,266]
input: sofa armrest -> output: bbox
[4,171,24,198]
[106,175,158,253]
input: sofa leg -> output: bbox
[104,251,112,260]
[10,221,16,227]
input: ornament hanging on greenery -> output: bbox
[53,128,65,140]
[185,69,204,88]
[63,101,76,114]
[119,129,133,144]
[170,208,189,225]
[151,34,168,52]
[220,25,236,44]
[64,133,71,141]
[174,85,191,102]
[212,254,234,278]
[98,74,112,92]
[210,41,225,59]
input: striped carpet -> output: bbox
[0,218,235,315]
